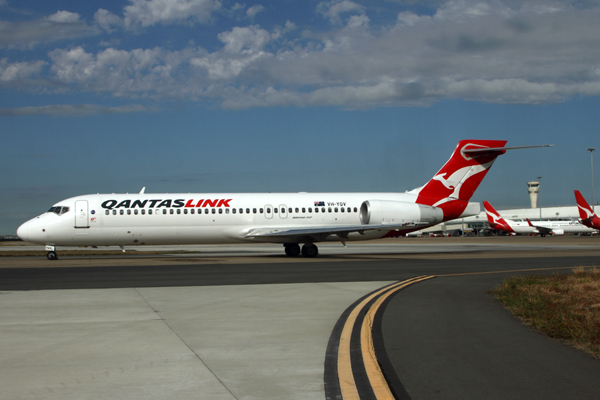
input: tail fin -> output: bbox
[574,190,595,220]
[575,190,599,229]
[412,140,508,220]
[483,201,511,231]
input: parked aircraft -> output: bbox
[483,201,535,234]
[574,190,600,230]
[485,200,595,236]
[17,140,551,259]
[525,219,585,236]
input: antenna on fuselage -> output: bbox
[140,187,146,194]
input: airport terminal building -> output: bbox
[426,205,583,235]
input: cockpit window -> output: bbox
[48,206,69,215]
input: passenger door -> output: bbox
[74,200,89,228]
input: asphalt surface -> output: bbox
[1,241,600,399]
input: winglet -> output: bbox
[526,218,534,227]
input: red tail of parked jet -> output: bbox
[483,201,514,232]
[574,190,600,229]
[412,140,508,221]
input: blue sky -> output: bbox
[1,0,599,234]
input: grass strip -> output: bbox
[491,267,600,359]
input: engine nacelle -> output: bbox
[552,229,565,236]
[359,200,443,226]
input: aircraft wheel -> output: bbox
[47,251,58,260]
[540,233,546,237]
[284,243,300,257]
[301,244,319,258]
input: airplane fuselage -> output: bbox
[18,191,447,247]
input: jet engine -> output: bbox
[552,229,565,235]
[359,200,443,226]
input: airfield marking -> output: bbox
[330,276,435,400]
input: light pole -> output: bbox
[537,176,542,219]
[588,147,595,213]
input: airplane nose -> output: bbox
[17,222,29,242]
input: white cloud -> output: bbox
[190,26,273,79]
[317,0,366,25]
[246,5,264,19]
[218,25,271,53]
[47,11,82,24]
[0,12,98,48]
[124,0,222,28]
[0,104,155,117]
[3,1,600,109]
[0,58,46,82]
[94,9,124,32]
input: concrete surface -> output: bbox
[0,282,390,400]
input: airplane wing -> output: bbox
[245,222,429,241]
[526,219,553,234]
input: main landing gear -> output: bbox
[284,243,319,258]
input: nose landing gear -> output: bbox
[45,245,58,260]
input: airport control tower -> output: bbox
[527,180,540,209]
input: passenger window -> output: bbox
[328,207,332,213]
[126,210,131,215]
[267,208,271,213]
[253,208,257,214]
[347,207,351,213]
[134,209,138,215]
[274,208,278,213]
[334,207,338,213]
[308,208,312,213]
[315,208,319,213]
[142,209,146,215]
[353,207,358,212]
[295,208,299,213]
[105,210,109,215]
[260,208,264,213]
[246,208,250,214]
[120,210,124,215]
[340,207,344,213]
[226,209,230,214]
[219,209,223,214]
[149,209,153,215]
[232,209,236,214]
[113,210,116,215]
[205,209,209,214]
[163,209,167,214]
[322,207,326,213]
[191,209,194,214]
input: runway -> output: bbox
[1,237,600,399]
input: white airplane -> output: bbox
[17,140,551,260]
[484,200,595,236]
[524,218,595,237]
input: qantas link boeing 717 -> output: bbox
[17,140,551,260]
